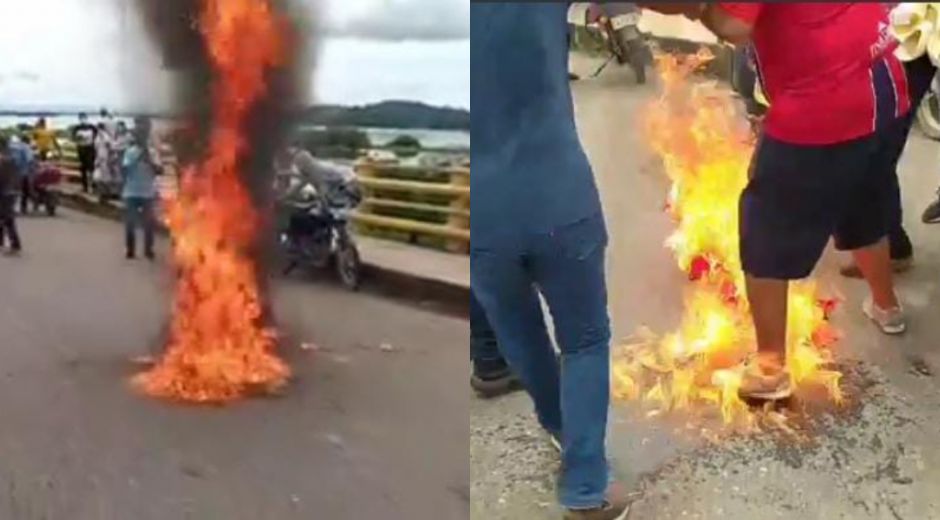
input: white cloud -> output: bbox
[320,0,470,41]
[0,0,469,111]
[316,38,469,108]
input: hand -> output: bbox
[586,4,604,25]
[683,3,707,21]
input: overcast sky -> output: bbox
[0,0,469,111]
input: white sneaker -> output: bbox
[863,296,907,335]
[738,358,793,401]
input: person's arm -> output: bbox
[696,3,758,45]
[122,146,140,170]
[146,139,165,176]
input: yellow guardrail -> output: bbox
[354,161,470,254]
[56,139,81,171]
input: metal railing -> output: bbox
[353,162,470,254]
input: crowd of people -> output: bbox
[0,111,162,259]
[472,3,940,519]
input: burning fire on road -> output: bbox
[611,50,844,433]
[132,0,301,403]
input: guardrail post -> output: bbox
[355,160,378,238]
[445,168,470,254]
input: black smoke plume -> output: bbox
[132,0,316,323]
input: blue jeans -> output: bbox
[470,288,509,376]
[471,214,610,509]
[124,197,155,255]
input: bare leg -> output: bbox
[851,238,899,309]
[745,275,789,370]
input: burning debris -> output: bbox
[131,0,314,403]
[612,50,844,431]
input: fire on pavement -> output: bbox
[132,0,291,403]
[611,50,844,433]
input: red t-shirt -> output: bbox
[718,3,911,145]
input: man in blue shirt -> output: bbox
[121,117,160,260]
[0,136,22,254]
[471,4,621,518]
[9,135,36,214]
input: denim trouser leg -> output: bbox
[125,198,140,254]
[125,197,156,255]
[472,214,610,510]
[532,215,610,509]
[471,244,563,437]
[470,288,508,375]
[0,195,20,249]
[141,199,156,254]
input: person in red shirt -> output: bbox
[672,3,909,400]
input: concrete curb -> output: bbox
[58,189,470,319]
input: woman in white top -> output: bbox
[92,123,115,202]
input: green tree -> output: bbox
[299,127,372,159]
[389,134,422,158]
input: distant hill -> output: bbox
[299,101,470,131]
[0,100,472,131]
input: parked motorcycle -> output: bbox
[32,163,62,216]
[917,73,940,140]
[278,189,362,291]
[569,3,651,84]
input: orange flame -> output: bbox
[132,0,290,403]
[612,50,843,430]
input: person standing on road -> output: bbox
[470,289,520,399]
[839,51,937,277]
[72,113,98,194]
[9,135,36,215]
[31,117,61,162]
[121,117,160,260]
[473,4,692,516]
[472,4,621,518]
[99,108,118,138]
[680,3,909,399]
[93,122,116,202]
[0,136,23,255]
[918,71,940,224]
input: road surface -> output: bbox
[471,54,940,519]
[1,210,468,519]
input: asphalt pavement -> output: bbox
[471,54,940,519]
[0,209,468,519]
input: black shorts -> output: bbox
[739,127,898,280]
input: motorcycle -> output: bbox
[278,187,363,291]
[916,73,940,140]
[32,162,62,216]
[569,3,651,84]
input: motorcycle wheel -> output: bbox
[917,91,940,141]
[335,241,362,291]
[46,199,57,217]
[617,29,648,85]
[278,233,300,276]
